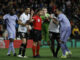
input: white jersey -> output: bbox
[18,13,30,33]
[3,14,18,39]
[57,13,71,31]
[48,14,60,33]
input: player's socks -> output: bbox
[51,46,55,57]
[22,44,26,57]
[55,45,60,57]
[36,44,40,56]
[19,44,24,55]
[60,44,66,56]
[13,53,17,56]
[32,45,36,56]
[10,42,15,55]
[64,44,70,51]
[7,43,11,55]
[11,42,15,54]
[50,40,56,57]
[64,44,72,57]
[7,42,13,55]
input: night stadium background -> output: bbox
[0,0,80,60]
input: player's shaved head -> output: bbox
[9,8,15,15]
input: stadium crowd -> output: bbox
[0,0,80,39]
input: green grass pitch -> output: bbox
[0,48,80,60]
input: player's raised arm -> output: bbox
[52,18,59,25]
[29,10,34,22]
[50,14,59,25]
[17,13,26,26]
[24,10,34,25]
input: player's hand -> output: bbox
[26,25,32,31]
[58,40,64,44]
[49,15,53,19]
[31,10,34,16]
[52,19,55,22]
[45,17,49,20]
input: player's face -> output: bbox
[10,9,15,15]
[54,9,58,15]
[38,10,43,16]
[43,8,47,14]
[12,9,15,13]
[25,8,30,14]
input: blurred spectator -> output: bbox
[72,25,80,39]
[65,0,73,20]
[0,13,3,37]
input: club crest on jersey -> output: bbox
[38,19,40,22]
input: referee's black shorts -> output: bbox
[33,29,42,42]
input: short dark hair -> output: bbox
[36,8,42,13]
[42,7,47,9]
[24,6,30,10]
[55,6,62,11]
[8,8,15,12]
[33,8,42,15]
